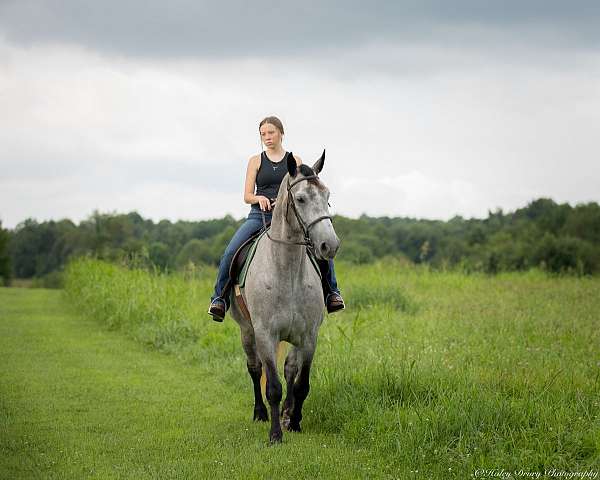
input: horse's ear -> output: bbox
[312,149,325,174]
[287,152,297,177]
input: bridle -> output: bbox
[261,174,332,251]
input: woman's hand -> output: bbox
[256,195,272,211]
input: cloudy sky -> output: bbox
[1,1,599,229]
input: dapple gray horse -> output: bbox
[229,150,340,444]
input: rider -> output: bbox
[208,115,345,322]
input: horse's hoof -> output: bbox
[253,407,268,422]
[283,411,301,432]
[269,431,283,444]
[287,422,301,433]
[254,412,268,422]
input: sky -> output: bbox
[1,1,599,229]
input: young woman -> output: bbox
[208,115,345,321]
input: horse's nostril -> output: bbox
[320,242,329,256]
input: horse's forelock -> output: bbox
[298,165,326,190]
[299,164,315,177]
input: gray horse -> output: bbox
[229,150,340,444]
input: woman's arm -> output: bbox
[243,155,273,211]
[243,155,261,205]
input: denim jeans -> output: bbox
[211,205,340,307]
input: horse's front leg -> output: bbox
[239,325,268,422]
[282,347,299,430]
[256,332,283,444]
[288,348,314,432]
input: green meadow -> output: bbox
[1,258,599,479]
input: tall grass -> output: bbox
[64,257,600,476]
[64,258,240,361]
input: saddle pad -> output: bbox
[237,229,322,288]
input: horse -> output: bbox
[229,150,340,444]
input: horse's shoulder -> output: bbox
[245,234,269,273]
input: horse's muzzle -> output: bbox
[317,237,339,260]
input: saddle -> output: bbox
[225,226,321,322]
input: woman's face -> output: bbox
[260,123,283,148]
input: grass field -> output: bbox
[1,258,599,479]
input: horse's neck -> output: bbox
[268,201,307,270]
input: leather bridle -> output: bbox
[261,174,332,251]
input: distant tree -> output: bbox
[485,251,500,274]
[561,203,600,243]
[175,239,214,268]
[434,236,468,266]
[0,221,12,285]
[6,198,600,278]
[149,242,170,271]
[532,233,596,274]
[337,240,374,264]
[514,198,571,234]
[9,219,46,278]
[483,208,506,232]
[466,225,487,246]
[520,198,558,221]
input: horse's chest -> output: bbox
[278,311,321,345]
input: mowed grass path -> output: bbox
[0,288,377,479]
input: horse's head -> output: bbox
[284,150,340,260]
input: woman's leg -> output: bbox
[317,259,340,294]
[317,259,345,313]
[317,259,344,312]
[326,259,340,294]
[211,213,268,308]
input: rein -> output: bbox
[261,174,332,251]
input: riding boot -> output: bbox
[317,259,345,314]
[208,285,231,322]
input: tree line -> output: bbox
[1,197,599,285]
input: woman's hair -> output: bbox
[259,116,285,135]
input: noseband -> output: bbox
[261,174,332,250]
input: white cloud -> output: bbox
[1,38,599,228]
[337,171,542,219]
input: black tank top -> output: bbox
[255,151,288,201]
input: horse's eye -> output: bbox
[297,196,305,204]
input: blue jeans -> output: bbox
[211,206,340,307]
